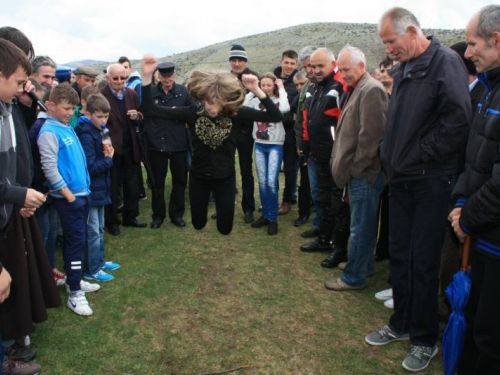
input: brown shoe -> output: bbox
[324,277,366,291]
[2,357,41,375]
[278,203,292,215]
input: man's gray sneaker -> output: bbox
[365,325,410,346]
[402,345,438,372]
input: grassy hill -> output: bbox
[94,22,464,82]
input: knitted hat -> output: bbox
[450,42,476,76]
[229,45,248,61]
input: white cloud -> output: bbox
[0,0,491,63]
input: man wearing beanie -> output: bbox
[229,44,259,224]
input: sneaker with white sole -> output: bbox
[67,291,93,316]
[84,270,114,282]
[375,288,393,301]
[365,325,409,346]
[53,268,66,286]
[66,280,101,293]
[402,345,438,372]
[103,261,121,271]
[384,298,394,309]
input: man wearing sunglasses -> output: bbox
[102,63,146,235]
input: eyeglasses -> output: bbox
[111,76,127,81]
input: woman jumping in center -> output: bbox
[244,73,290,235]
[141,54,283,235]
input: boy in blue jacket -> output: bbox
[38,83,100,316]
[76,94,121,282]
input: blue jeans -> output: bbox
[35,199,59,268]
[85,206,105,275]
[255,143,283,222]
[342,175,384,286]
[307,156,323,229]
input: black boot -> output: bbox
[321,246,347,268]
[268,221,278,235]
[251,215,269,228]
[300,236,333,253]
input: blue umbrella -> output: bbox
[442,236,471,375]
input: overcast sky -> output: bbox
[1,0,492,64]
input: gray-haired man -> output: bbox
[365,7,471,372]
[30,55,56,92]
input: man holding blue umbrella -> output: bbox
[449,5,500,374]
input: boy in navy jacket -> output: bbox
[76,94,121,282]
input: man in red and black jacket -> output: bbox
[299,48,350,267]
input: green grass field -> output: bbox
[32,169,445,375]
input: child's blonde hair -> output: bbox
[187,70,245,117]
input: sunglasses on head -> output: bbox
[111,76,127,81]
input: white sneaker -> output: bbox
[66,280,101,293]
[67,291,93,316]
[375,288,393,301]
[384,298,394,309]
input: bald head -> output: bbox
[107,63,125,76]
[311,48,335,63]
[310,48,336,82]
[106,63,127,92]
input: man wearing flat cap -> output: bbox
[143,62,193,229]
[72,65,98,100]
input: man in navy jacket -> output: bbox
[365,7,471,373]
[143,62,192,229]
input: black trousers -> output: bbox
[297,163,311,217]
[388,177,452,346]
[375,187,390,260]
[189,172,236,235]
[236,132,255,214]
[149,150,187,222]
[315,157,350,249]
[282,141,299,204]
[458,249,500,375]
[105,147,142,227]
